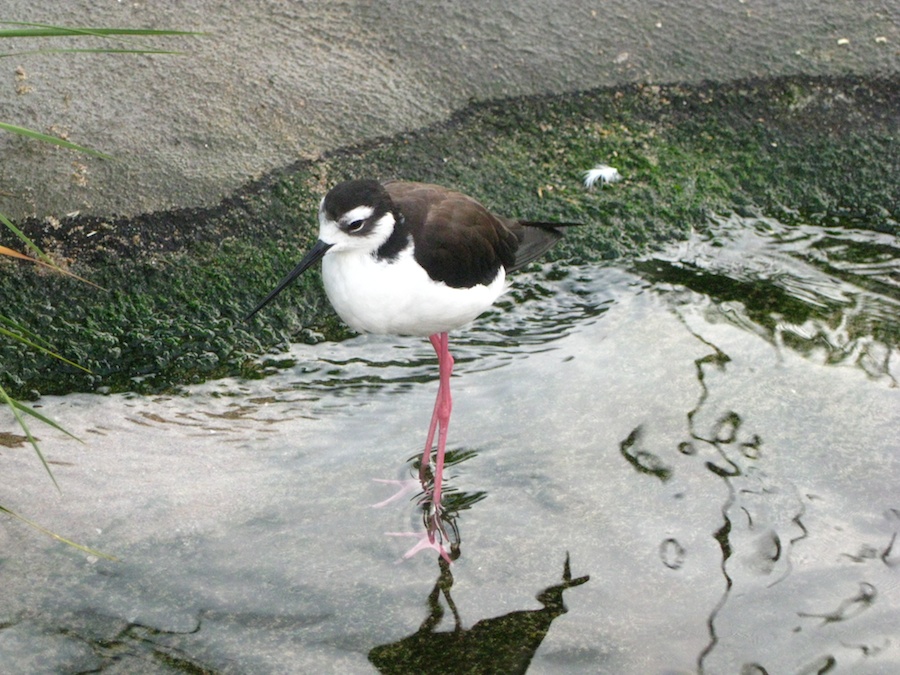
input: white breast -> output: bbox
[321,247,507,337]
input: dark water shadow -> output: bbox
[368,554,589,675]
[0,610,213,674]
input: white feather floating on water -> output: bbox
[583,164,621,189]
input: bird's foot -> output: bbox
[383,490,459,564]
[370,478,421,508]
[386,531,453,564]
[420,499,447,541]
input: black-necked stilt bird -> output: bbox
[247,179,576,546]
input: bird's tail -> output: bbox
[510,220,581,272]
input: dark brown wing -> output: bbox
[384,181,579,284]
[384,181,519,288]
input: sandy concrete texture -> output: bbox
[1,0,897,220]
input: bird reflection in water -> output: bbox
[369,553,589,674]
[374,449,589,671]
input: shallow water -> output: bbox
[1,214,898,673]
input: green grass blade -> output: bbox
[0,325,92,373]
[0,21,199,58]
[0,383,59,490]
[0,241,107,290]
[0,23,198,39]
[0,122,112,159]
[0,313,50,347]
[0,505,118,560]
[7,397,83,443]
[0,210,55,263]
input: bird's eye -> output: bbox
[346,219,366,233]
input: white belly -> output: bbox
[321,247,506,337]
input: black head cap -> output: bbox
[322,179,393,221]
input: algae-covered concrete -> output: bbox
[0,2,897,397]
[1,0,896,220]
[2,75,897,398]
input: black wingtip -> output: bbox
[509,221,582,272]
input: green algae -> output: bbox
[1,75,897,398]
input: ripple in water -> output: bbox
[633,213,899,383]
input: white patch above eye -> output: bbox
[340,205,375,228]
[371,212,395,231]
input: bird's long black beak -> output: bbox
[244,239,334,320]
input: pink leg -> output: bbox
[419,332,453,536]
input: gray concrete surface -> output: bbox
[1,1,897,220]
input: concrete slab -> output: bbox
[1,0,897,220]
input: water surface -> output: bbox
[1,215,898,673]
